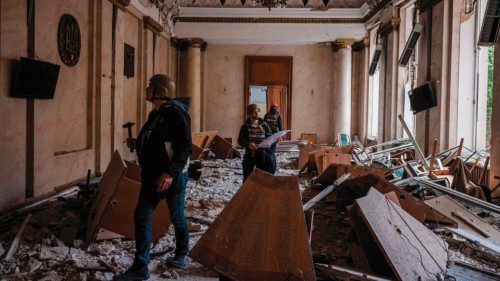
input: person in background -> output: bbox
[115,74,191,281]
[238,104,276,181]
[263,103,283,134]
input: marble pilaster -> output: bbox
[184,38,206,132]
[381,17,401,142]
[416,0,459,154]
[332,39,354,142]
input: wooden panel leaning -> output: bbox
[349,188,448,280]
[189,169,316,281]
[86,150,170,242]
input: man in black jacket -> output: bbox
[238,104,276,181]
[115,74,192,281]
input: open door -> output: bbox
[245,56,292,132]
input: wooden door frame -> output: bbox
[244,56,293,130]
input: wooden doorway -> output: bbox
[245,56,292,131]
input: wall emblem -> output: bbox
[58,14,81,66]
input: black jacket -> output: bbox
[238,118,272,152]
[136,98,192,184]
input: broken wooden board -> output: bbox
[311,147,344,172]
[320,151,351,174]
[425,195,500,247]
[337,173,456,226]
[4,213,32,261]
[191,131,218,160]
[350,188,448,281]
[95,229,125,241]
[86,151,127,242]
[191,144,204,160]
[212,135,234,159]
[189,169,316,281]
[192,131,217,149]
[86,150,170,242]
[298,144,323,171]
[314,164,391,185]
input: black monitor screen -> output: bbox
[408,82,437,114]
[11,57,60,99]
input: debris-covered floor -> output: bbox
[0,149,499,281]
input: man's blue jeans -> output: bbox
[133,171,189,266]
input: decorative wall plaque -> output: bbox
[58,14,81,67]
[124,43,135,78]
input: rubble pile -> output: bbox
[1,132,499,280]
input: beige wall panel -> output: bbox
[121,12,140,161]
[203,44,333,144]
[156,36,169,75]
[0,0,28,209]
[97,0,114,172]
[34,0,92,194]
[113,9,125,159]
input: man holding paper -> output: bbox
[238,104,276,181]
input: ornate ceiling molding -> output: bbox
[143,16,164,34]
[177,7,364,19]
[178,0,364,9]
[176,17,364,24]
[363,0,391,22]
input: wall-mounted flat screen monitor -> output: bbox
[408,82,437,114]
[11,57,60,99]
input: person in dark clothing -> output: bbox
[114,74,192,281]
[238,104,276,181]
[263,103,283,133]
[263,103,283,152]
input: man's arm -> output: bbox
[238,124,250,149]
[277,115,283,131]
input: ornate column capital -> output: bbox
[143,16,163,34]
[171,37,190,51]
[109,0,130,11]
[331,38,355,52]
[171,38,208,51]
[189,38,208,51]
[379,16,400,37]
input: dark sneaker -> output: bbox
[113,262,150,281]
[165,255,188,269]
